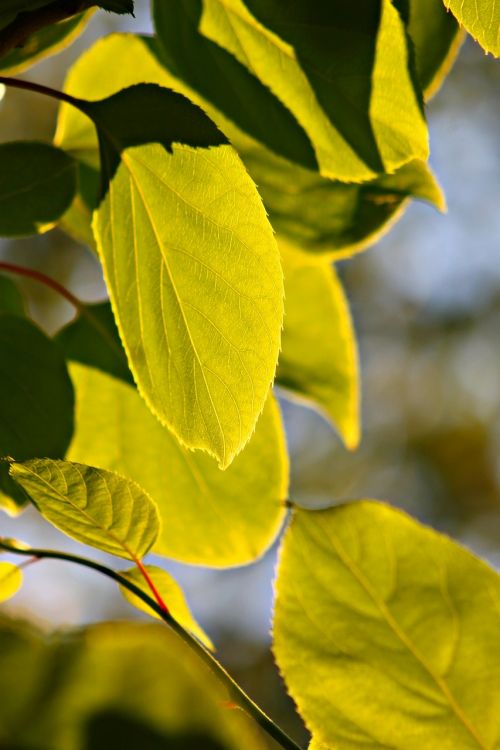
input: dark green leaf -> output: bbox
[0,316,74,510]
[0,276,25,317]
[98,0,134,14]
[0,142,76,238]
[0,12,91,75]
[56,302,133,385]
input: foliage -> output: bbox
[0,2,498,749]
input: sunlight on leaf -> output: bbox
[0,562,22,603]
[119,565,214,650]
[274,501,500,749]
[67,363,288,567]
[9,459,160,561]
[443,0,500,56]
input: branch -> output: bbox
[0,1,95,62]
[0,539,303,750]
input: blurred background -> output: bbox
[0,7,499,746]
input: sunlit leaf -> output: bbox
[0,142,76,237]
[76,83,282,467]
[274,501,500,749]
[0,11,91,75]
[56,302,133,385]
[9,459,160,561]
[0,619,264,750]
[0,316,74,510]
[443,0,500,56]
[119,565,214,649]
[408,0,463,98]
[277,243,359,448]
[67,363,288,567]
[188,0,428,181]
[241,144,445,260]
[0,562,22,603]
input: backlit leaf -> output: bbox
[443,0,500,56]
[193,0,428,180]
[408,0,463,98]
[0,562,22,603]
[0,316,74,510]
[274,501,500,749]
[277,243,359,448]
[0,11,91,75]
[9,459,160,560]
[81,83,282,467]
[67,363,288,567]
[0,142,76,237]
[119,565,214,649]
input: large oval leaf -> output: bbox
[119,565,213,649]
[443,0,500,56]
[0,316,74,512]
[0,142,76,237]
[9,459,160,560]
[277,243,359,448]
[67,363,288,567]
[274,501,500,749]
[155,0,429,181]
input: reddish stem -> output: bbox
[134,558,170,614]
[0,261,83,311]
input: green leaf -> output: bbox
[274,501,500,749]
[277,243,359,448]
[0,619,265,750]
[0,142,76,237]
[191,0,428,181]
[443,0,500,56]
[0,276,25,316]
[119,565,214,649]
[0,12,91,75]
[408,0,463,98]
[98,0,134,13]
[81,83,283,467]
[55,302,133,385]
[67,363,288,566]
[0,316,74,510]
[0,562,22,603]
[241,144,445,260]
[9,458,160,560]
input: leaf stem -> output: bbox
[0,261,128,363]
[133,556,170,614]
[0,539,303,750]
[0,75,84,110]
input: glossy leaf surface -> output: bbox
[10,459,160,560]
[443,0,500,56]
[0,316,74,510]
[68,363,288,567]
[0,562,22,603]
[119,565,213,649]
[0,142,76,237]
[277,244,359,448]
[274,501,500,749]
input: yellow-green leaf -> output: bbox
[9,459,160,561]
[196,0,428,181]
[443,0,500,56]
[0,562,22,603]
[67,363,288,567]
[119,565,213,650]
[274,501,500,750]
[277,243,359,448]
